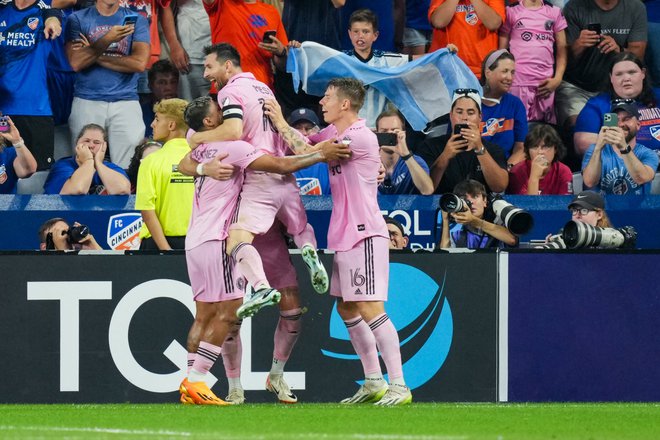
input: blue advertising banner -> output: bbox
[507,251,660,402]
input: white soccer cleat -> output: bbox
[340,380,389,404]
[374,384,412,406]
[266,374,298,404]
[225,388,245,405]
[236,286,281,319]
[301,244,329,294]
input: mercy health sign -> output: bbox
[1,252,498,403]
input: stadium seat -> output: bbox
[16,171,48,194]
[571,172,583,194]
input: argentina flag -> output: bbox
[287,42,481,131]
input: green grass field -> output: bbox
[1,403,660,439]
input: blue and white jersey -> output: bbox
[344,49,410,128]
[0,0,54,116]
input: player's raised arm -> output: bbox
[263,99,319,155]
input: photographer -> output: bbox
[38,218,102,251]
[0,115,38,194]
[543,191,613,249]
[385,216,409,250]
[439,179,517,249]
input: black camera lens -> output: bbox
[67,225,90,244]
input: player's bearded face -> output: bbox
[203,54,228,88]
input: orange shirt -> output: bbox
[204,0,288,89]
[428,0,505,78]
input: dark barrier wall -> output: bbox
[0,251,498,404]
[507,251,660,402]
[2,195,660,250]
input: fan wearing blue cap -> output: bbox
[582,101,658,195]
[288,108,330,196]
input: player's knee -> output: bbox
[336,300,358,320]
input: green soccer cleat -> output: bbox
[374,384,413,406]
[301,245,329,294]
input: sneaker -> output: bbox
[374,384,413,406]
[236,286,281,319]
[179,378,229,406]
[340,380,388,404]
[225,388,245,405]
[301,245,329,294]
[266,374,298,404]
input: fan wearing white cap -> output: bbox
[582,102,658,195]
[416,88,509,195]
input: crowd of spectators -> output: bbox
[2,0,659,249]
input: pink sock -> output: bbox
[273,308,302,361]
[221,331,242,379]
[292,223,317,249]
[190,341,221,379]
[344,317,381,376]
[187,352,196,374]
[231,243,269,288]
[368,314,403,381]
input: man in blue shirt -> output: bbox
[43,123,130,194]
[582,102,658,195]
[65,0,150,169]
[377,108,433,195]
[0,0,62,170]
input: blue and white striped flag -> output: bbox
[287,42,482,131]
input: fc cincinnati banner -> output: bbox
[0,251,498,403]
[287,42,482,131]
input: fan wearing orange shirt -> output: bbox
[428,0,505,79]
[203,0,289,90]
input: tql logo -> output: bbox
[322,263,453,389]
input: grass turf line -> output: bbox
[1,403,660,439]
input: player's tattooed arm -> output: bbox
[263,99,317,155]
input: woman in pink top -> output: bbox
[507,123,573,195]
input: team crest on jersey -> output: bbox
[544,20,554,31]
[483,118,503,136]
[106,213,143,250]
[650,125,660,141]
[465,11,478,25]
[27,17,39,30]
[0,164,7,184]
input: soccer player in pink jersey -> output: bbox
[185,43,333,403]
[178,96,349,405]
[264,78,413,406]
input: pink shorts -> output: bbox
[252,221,298,290]
[186,240,246,303]
[510,85,556,124]
[230,171,308,237]
[330,236,389,302]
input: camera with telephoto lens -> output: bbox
[561,221,637,249]
[67,224,90,244]
[439,193,472,213]
[490,195,534,236]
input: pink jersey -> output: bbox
[314,119,388,251]
[217,72,288,157]
[185,139,264,250]
[501,3,567,86]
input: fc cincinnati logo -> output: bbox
[465,12,478,26]
[484,118,503,136]
[650,125,660,141]
[27,17,39,30]
[322,264,453,390]
[107,213,143,250]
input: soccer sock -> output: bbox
[368,313,405,385]
[231,242,269,290]
[188,341,221,383]
[292,223,317,249]
[221,330,242,381]
[272,308,302,373]
[187,352,196,374]
[344,316,381,377]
